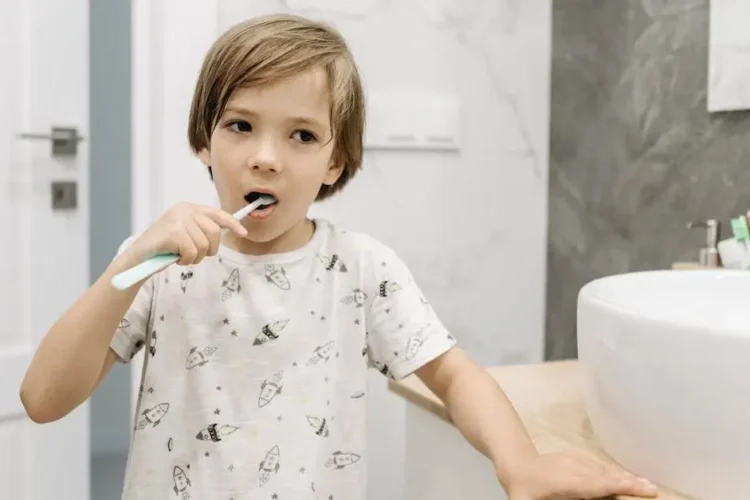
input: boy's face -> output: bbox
[198,67,343,249]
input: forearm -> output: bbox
[20,251,144,421]
[440,355,538,491]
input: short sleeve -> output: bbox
[364,243,456,380]
[109,236,154,363]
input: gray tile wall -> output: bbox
[546,0,750,360]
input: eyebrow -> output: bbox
[224,106,327,130]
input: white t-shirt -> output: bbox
[111,219,456,499]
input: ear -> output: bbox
[322,157,344,186]
[197,148,211,167]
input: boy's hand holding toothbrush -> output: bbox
[123,203,248,267]
[111,196,274,291]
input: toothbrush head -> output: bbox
[233,193,277,220]
[243,191,277,206]
[256,194,276,206]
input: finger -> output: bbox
[584,472,659,499]
[194,213,222,257]
[199,206,248,237]
[174,230,199,266]
[185,220,210,264]
[599,462,659,498]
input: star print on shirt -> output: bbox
[214,409,221,415]
[223,318,230,325]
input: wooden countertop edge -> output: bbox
[387,360,691,500]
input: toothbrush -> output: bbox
[110,196,274,291]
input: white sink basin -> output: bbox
[577,270,750,500]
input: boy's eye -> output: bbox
[229,120,252,133]
[293,130,317,143]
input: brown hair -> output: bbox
[187,14,366,201]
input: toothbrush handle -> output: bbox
[111,253,179,291]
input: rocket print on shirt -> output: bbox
[180,270,194,294]
[378,280,402,297]
[264,264,291,290]
[185,346,218,369]
[307,341,336,366]
[306,415,330,437]
[370,360,392,379]
[172,466,191,499]
[341,289,367,308]
[253,319,290,346]
[195,423,240,442]
[325,451,361,470]
[404,324,431,361]
[258,371,283,408]
[258,445,281,487]
[136,402,170,430]
[221,268,241,301]
[149,331,158,356]
[317,253,348,272]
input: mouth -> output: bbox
[243,190,278,220]
[244,191,278,206]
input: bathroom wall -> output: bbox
[134,1,552,498]
[546,0,750,360]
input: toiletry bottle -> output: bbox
[717,212,750,269]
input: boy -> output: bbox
[20,13,658,500]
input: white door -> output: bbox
[0,0,90,498]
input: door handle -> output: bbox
[17,126,85,156]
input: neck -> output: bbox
[223,218,316,256]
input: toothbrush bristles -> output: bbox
[233,195,275,220]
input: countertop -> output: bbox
[387,360,688,499]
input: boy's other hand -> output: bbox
[504,450,659,500]
[127,202,248,266]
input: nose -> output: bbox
[249,135,283,173]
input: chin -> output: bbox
[243,225,284,243]
[246,218,301,243]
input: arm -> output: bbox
[415,347,537,492]
[20,250,145,423]
[416,347,659,499]
[21,203,248,424]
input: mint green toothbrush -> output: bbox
[111,196,274,291]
